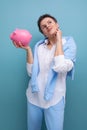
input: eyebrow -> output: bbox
[41,19,53,26]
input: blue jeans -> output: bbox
[27,97,65,130]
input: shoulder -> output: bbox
[63,36,77,49]
[63,36,75,42]
[35,38,47,46]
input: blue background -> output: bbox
[0,0,87,130]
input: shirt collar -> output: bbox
[44,37,66,46]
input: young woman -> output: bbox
[13,14,76,130]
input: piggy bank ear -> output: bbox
[13,31,16,35]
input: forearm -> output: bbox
[26,47,33,64]
[13,41,34,64]
[54,29,64,56]
[54,40,64,56]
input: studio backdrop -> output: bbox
[0,0,87,130]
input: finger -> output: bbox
[12,41,19,48]
[18,42,24,47]
[12,41,16,46]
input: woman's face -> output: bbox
[40,17,59,37]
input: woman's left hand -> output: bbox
[55,28,62,43]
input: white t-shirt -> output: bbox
[26,38,73,108]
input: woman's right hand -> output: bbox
[12,41,31,51]
[12,41,33,63]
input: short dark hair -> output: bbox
[37,14,57,33]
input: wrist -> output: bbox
[56,40,62,47]
[26,46,31,51]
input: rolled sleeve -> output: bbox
[52,55,74,73]
[26,63,33,77]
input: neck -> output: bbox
[48,38,56,46]
[47,39,56,50]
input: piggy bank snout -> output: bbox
[10,32,16,40]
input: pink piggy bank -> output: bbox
[10,29,32,46]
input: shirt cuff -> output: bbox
[53,55,65,65]
[27,63,33,68]
[26,63,33,77]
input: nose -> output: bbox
[46,24,50,29]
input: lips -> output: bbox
[47,27,52,32]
